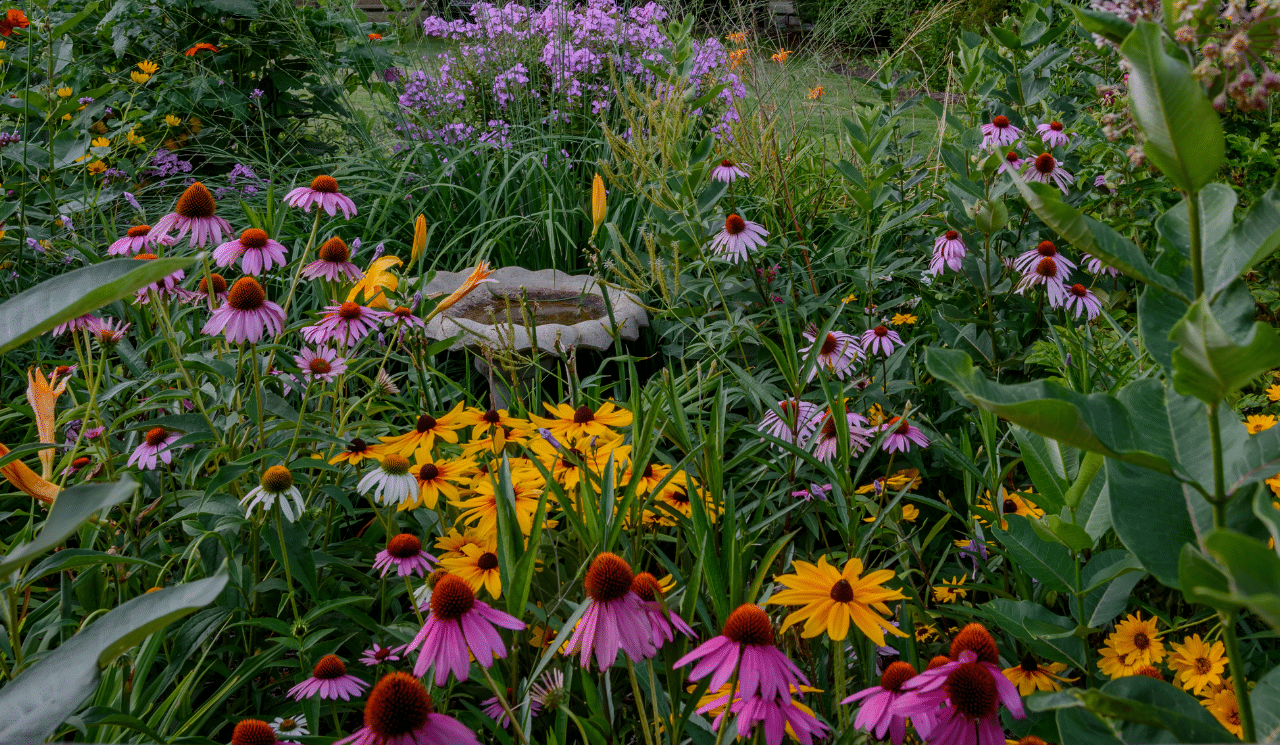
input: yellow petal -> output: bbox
[411,214,427,263]
[591,174,607,229]
[0,441,59,504]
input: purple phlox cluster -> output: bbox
[215,163,268,199]
[144,149,193,180]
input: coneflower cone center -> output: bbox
[240,228,269,249]
[927,655,952,670]
[874,325,889,336]
[945,230,959,240]
[1135,665,1163,680]
[950,623,1000,664]
[820,416,838,439]
[318,237,350,263]
[992,115,1010,127]
[477,552,499,571]
[260,465,294,493]
[374,647,392,661]
[393,306,412,318]
[72,456,91,468]
[199,273,227,294]
[228,278,267,311]
[145,427,169,446]
[382,454,410,476]
[720,158,734,167]
[722,604,774,646]
[1034,153,1056,174]
[176,182,216,219]
[631,572,662,602]
[135,253,159,261]
[312,654,347,679]
[725,215,746,235]
[573,405,594,424]
[1018,737,1049,745]
[829,578,855,603]
[820,333,840,355]
[1005,151,1019,163]
[416,414,437,432]
[365,672,432,738]
[309,174,340,193]
[1049,121,1063,131]
[280,718,296,730]
[880,661,916,692]
[1070,284,1088,297]
[230,719,276,745]
[418,463,439,481]
[1036,241,1057,256]
[309,358,331,375]
[585,552,633,602]
[337,301,362,320]
[1035,257,1058,278]
[430,575,476,620]
[387,533,422,558]
[127,225,151,237]
[946,662,998,719]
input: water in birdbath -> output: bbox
[451,290,607,327]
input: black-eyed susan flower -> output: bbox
[1169,633,1226,695]
[435,527,489,557]
[932,576,967,603]
[531,401,632,440]
[768,556,908,645]
[440,538,501,598]
[975,488,1044,529]
[452,479,547,536]
[376,402,466,456]
[410,454,476,509]
[330,437,375,466]
[1002,654,1076,695]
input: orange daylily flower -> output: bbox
[0,442,59,504]
[424,261,496,321]
[26,366,69,478]
[184,42,218,56]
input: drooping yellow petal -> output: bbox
[26,366,67,479]
[411,214,427,263]
[347,255,403,309]
[424,261,496,321]
[0,442,59,504]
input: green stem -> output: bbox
[274,506,303,627]
[403,575,425,626]
[479,664,529,745]
[626,658,656,745]
[1208,404,1227,529]
[832,637,847,730]
[1221,613,1256,742]
[1186,189,1204,297]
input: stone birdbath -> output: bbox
[421,266,648,407]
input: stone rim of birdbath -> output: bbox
[420,266,648,355]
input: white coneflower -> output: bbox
[374,368,400,396]
[359,454,417,507]
[241,465,307,522]
[271,714,309,738]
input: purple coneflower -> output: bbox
[288,655,367,701]
[843,661,916,745]
[301,301,387,347]
[791,483,832,502]
[721,694,830,745]
[711,158,749,183]
[1023,153,1073,194]
[301,237,363,282]
[53,313,100,336]
[1064,283,1102,320]
[564,553,656,669]
[929,230,966,275]
[1036,120,1070,148]
[131,253,185,303]
[675,604,808,702]
[336,672,480,745]
[192,273,228,304]
[710,214,768,262]
[632,572,696,651]
[482,689,541,729]
[1081,252,1120,277]
[284,174,357,218]
[293,346,346,384]
[108,225,171,256]
[407,573,525,685]
[1014,240,1076,276]
[811,411,873,462]
[373,533,437,578]
[62,456,93,477]
[757,399,822,449]
[127,426,182,470]
[980,115,1021,150]
[359,643,406,667]
[213,228,288,275]
[1015,256,1069,307]
[878,417,929,454]
[386,305,426,329]
[152,182,233,248]
[799,325,860,380]
[202,277,286,344]
[860,325,902,357]
[996,150,1024,176]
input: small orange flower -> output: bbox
[807,86,824,101]
[368,32,382,40]
[184,42,218,56]
[0,9,30,37]
[728,48,749,70]
[771,48,791,64]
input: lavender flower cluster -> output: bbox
[144,149,193,180]
[398,0,744,145]
[0,131,21,146]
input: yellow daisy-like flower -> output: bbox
[854,468,921,496]
[1267,475,1280,497]
[1246,414,1276,434]
[865,403,886,427]
[530,431,627,491]
[377,401,467,456]
[460,425,532,458]
[840,292,858,305]
[87,160,107,174]
[807,85,824,101]
[91,137,110,148]
[530,401,633,440]
[458,406,529,439]
[56,86,72,98]
[1109,612,1165,667]
[622,460,683,496]
[891,312,918,325]
[440,540,502,599]
[137,60,158,74]
[329,436,377,466]
[408,454,476,510]
[1169,634,1226,695]
[1003,656,1077,695]
[696,683,821,725]
[932,576,967,603]
[130,71,151,84]
[1097,643,1143,679]
[725,31,747,44]
[1267,383,1280,402]
[347,254,402,309]
[976,488,1044,529]
[862,503,919,523]
[915,623,938,642]
[164,114,182,127]
[452,479,548,536]
[126,128,145,146]
[651,478,718,524]
[434,527,490,556]
[1202,686,1242,737]
[767,555,908,645]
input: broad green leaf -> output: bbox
[1085,568,1144,627]
[995,515,1074,592]
[0,257,195,354]
[1170,297,1280,405]
[1107,459,1196,588]
[0,572,227,741]
[1229,425,1280,496]
[1120,21,1224,193]
[1203,529,1280,631]
[982,599,1085,668]
[1033,515,1093,552]
[22,548,155,588]
[1255,490,1280,552]
[1056,707,1124,745]
[1012,427,1068,512]
[926,349,1177,476]
[1138,284,1187,373]
[1097,676,1233,743]
[1179,544,1239,613]
[1207,186,1280,299]
[1254,664,1280,743]
[1070,5,1133,45]
[1005,174,1187,300]
[0,478,137,576]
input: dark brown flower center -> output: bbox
[1034,153,1056,174]
[476,552,499,571]
[482,409,501,424]
[374,648,391,661]
[585,552,634,602]
[874,326,889,336]
[573,405,594,424]
[364,672,432,738]
[416,414,437,432]
[348,438,368,453]
[829,578,854,603]
[641,464,654,478]
[820,416,838,439]
[1070,284,1088,297]
[260,465,293,492]
[1049,121,1063,131]
[880,661,916,692]
[1005,151,1019,163]
[1035,257,1058,278]
[309,358,332,375]
[1020,654,1039,673]
[145,427,168,446]
[175,182,216,219]
[127,225,151,237]
[945,230,959,240]
[230,719,276,745]
[720,158,734,167]
[722,604,774,646]
[631,572,662,602]
[417,463,439,481]
[1036,240,1057,256]
[430,574,476,620]
[318,237,351,263]
[1133,633,1149,650]
[1194,657,1212,674]
[310,174,339,193]
[992,115,1010,128]
[725,214,746,235]
[240,228,269,249]
[393,306,411,318]
[820,332,839,356]
[227,277,267,311]
[1003,498,1018,514]
[337,301,362,319]
[950,623,1000,665]
[198,273,227,295]
[387,533,422,558]
[312,654,347,680]
[666,487,691,504]
[946,662,998,719]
